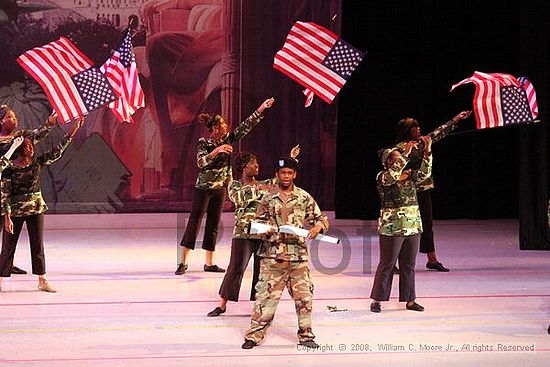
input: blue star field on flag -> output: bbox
[501,85,533,125]
[117,29,134,68]
[322,39,365,80]
[72,67,117,112]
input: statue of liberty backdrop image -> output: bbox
[0,0,340,213]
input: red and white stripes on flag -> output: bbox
[16,37,95,122]
[100,28,145,123]
[274,21,364,106]
[518,76,538,118]
[450,71,538,129]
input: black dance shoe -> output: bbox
[175,263,188,275]
[370,302,381,313]
[426,262,450,272]
[406,302,425,312]
[203,264,225,273]
[207,307,226,317]
[11,266,27,275]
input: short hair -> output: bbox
[395,117,419,143]
[235,152,257,175]
[197,113,223,131]
[11,138,32,160]
[0,105,13,120]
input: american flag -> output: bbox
[17,37,117,122]
[100,28,145,123]
[274,21,365,106]
[450,71,538,129]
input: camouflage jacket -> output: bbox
[395,119,458,191]
[1,135,72,217]
[228,178,277,239]
[0,124,54,156]
[255,185,329,261]
[377,153,432,236]
[195,111,264,190]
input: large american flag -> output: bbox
[100,28,145,123]
[274,21,365,106]
[450,71,538,129]
[17,37,116,122]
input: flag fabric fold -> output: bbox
[16,37,117,123]
[450,71,538,129]
[100,28,145,123]
[274,21,365,107]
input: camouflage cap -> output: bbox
[380,148,398,167]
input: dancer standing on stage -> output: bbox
[207,146,300,317]
[394,110,471,272]
[0,105,58,275]
[0,118,83,293]
[175,98,275,275]
[370,136,432,313]
[242,157,328,349]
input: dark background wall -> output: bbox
[336,0,549,220]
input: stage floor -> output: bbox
[0,214,549,366]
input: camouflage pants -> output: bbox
[244,258,314,343]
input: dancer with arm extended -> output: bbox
[175,98,275,275]
[370,136,432,313]
[0,105,58,275]
[0,118,83,292]
[394,110,471,272]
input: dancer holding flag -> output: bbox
[175,98,275,275]
[0,105,59,275]
[394,110,471,272]
[370,136,432,313]
[0,117,83,293]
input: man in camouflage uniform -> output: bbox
[207,147,300,317]
[241,157,328,350]
[370,136,432,313]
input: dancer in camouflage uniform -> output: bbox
[0,118,82,293]
[242,157,328,349]
[394,110,471,272]
[370,136,432,313]
[0,105,58,275]
[175,98,275,275]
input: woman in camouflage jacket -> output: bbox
[175,98,275,275]
[369,136,432,313]
[0,119,82,293]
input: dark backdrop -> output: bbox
[336,0,549,230]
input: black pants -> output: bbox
[0,214,45,277]
[180,187,226,251]
[218,238,261,302]
[370,234,420,302]
[417,189,435,254]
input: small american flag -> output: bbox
[17,37,116,122]
[450,71,538,129]
[100,28,145,123]
[274,21,365,107]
